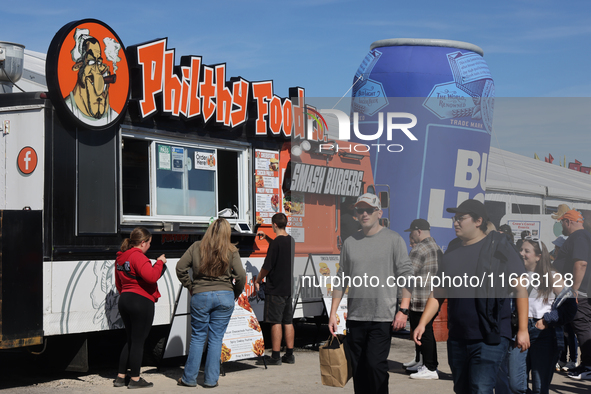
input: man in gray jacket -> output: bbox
[329,193,414,394]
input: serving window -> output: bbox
[121,131,250,226]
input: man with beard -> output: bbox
[65,28,119,126]
[554,209,591,380]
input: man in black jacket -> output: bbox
[413,199,530,393]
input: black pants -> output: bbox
[572,297,591,366]
[118,292,155,376]
[409,310,438,371]
[346,320,391,394]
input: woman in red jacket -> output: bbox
[113,227,167,389]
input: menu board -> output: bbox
[310,255,348,335]
[221,294,265,362]
[254,149,280,225]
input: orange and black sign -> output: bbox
[46,19,130,131]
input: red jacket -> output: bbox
[115,248,166,302]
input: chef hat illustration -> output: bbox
[71,28,93,63]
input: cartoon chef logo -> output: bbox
[46,19,129,130]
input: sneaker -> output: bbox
[127,377,154,389]
[403,354,422,368]
[113,376,127,387]
[567,364,591,380]
[562,361,576,372]
[255,355,282,365]
[410,365,439,380]
[281,354,295,364]
[556,360,566,371]
[203,382,219,388]
[405,361,424,373]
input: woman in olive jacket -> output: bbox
[176,218,246,388]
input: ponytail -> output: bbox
[121,238,132,252]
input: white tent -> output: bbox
[487,146,591,204]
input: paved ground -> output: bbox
[1,327,589,393]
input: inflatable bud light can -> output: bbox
[351,39,494,250]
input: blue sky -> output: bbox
[2,0,590,166]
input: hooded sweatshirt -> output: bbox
[115,248,167,302]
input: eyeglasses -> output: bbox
[355,207,378,215]
[452,215,470,223]
[524,236,543,251]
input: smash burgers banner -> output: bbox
[290,162,364,197]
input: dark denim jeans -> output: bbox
[495,319,559,394]
[448,337,509,394]
[527,321,559,394]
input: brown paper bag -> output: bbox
[319,334,351,387]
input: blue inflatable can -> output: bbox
[351,39,494,250]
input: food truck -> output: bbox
[0,20,379,366]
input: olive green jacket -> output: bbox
[176,241,246,298]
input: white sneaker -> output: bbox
[410,365,439,380]
[403,354,422,368]
[406,361,424,372]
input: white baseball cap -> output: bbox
[354,193,381,210]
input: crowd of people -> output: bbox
[331,195,590,394]
[111,194,590,394]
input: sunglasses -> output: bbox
[355,207,378,215]
[524,236,543,251]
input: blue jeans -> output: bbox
[181,290,234,387]
[496,341,527,394]
[448,337,509,394]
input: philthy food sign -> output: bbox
[47,19,312,138]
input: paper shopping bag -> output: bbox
[319,334,351,387]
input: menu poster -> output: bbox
[323,297,347,335]
[255,149,280,225]
[310,255,348,335]
[221,294,265,362]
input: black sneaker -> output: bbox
[281,354,295,364]
[113,376,126,387]
[127,377,154,389]
[255,355,282,365]
[567,364,591,380]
